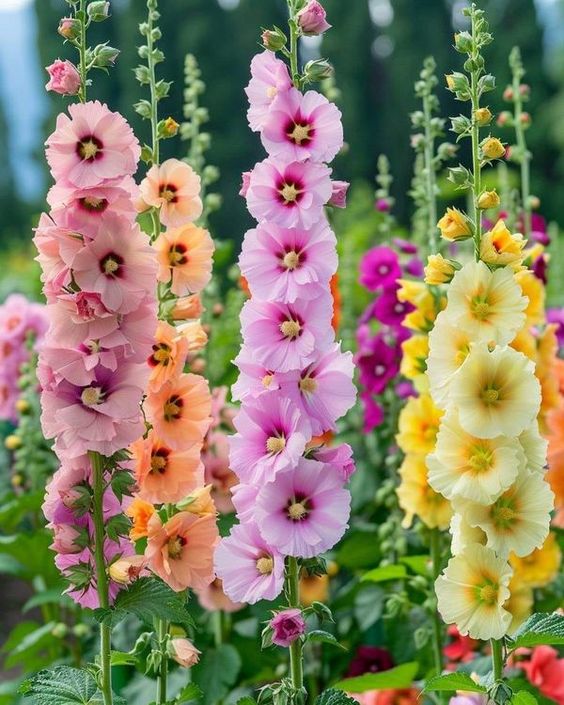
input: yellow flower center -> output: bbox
[167,535,185,559]
[153,345,171,365]
[478,583,498,605]
[299,376,317,393]
[471,298,491,321]
[283,251,300,270]
[280,319,301,339]
[168,245,188,267]
[280,183,301,203]
[262,374,274,388]
[266,436,286,454]
[491,498,518,529]
[454,344,470,367]
[82,196,105,210]
[256,556,274,575]
[81,386,103,406]
[266,85,278,99]
[288,122,312,145]
[159,185,177,203]
[103,257,120,275]
[151,455,167,474]
[482,388,500,404]
[79,139,100,160]
[288,502,307,520]
[468,444,493,474]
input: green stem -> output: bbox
[491,638,504,681]
[288,1,299,86]
[213,610,223,648]
[147,1,160,166]
[512,76,531,238]
[422,91,438,254]
[470,14,482,262]
[286,557,304,701]
[78,0,87,103]
[156,618,168,705]
[89,451,113,705]
[429,530,444,685]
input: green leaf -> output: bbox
[192,644,242,705]
[316,690,359,705]
[512,693,538,705]
[176,683,204,703]
[361,565,407,583]
[23,589,71,613]
[306,630,345,649]
[110,651,137,667]
[19,666,125,705]
[510,612,564,649]
[400,555,431,576]
[334,663,419,693]
[4,622,57,670]
[423,673,487,694]
[235,698,257,705]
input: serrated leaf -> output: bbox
[306,630,345,649]
[192,644,241,705]
[316,690,359,705]
[423,673,487,694]
[510,612,564,649]
[19,666,125,705]
[361,565,407,583]
[176,683,204,703]
[334,663,419,693]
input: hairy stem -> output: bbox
[156,618,168,704]
[78,0,87,102]
[512,69,531,238]
[429,529,445,688]
[286,557,304,702]
[422,91,438,253]
[491,638,504,681]
[470,12,482,261]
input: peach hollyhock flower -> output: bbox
[147,321,190,392]
[437,207,472,241]
[510,532,562,588]
[140,158,203,227]
[146,511,219,592]
[176,320,208,353]
[144,372,212,450]
[130,430,204,505]
[397,454,452,530]
[396,393,443,456]
[45,59,81,96]
[168,637,201,668]
[154,224,214,297]
[126,497,155,541]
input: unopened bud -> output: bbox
[93,44,120,68]
[453,31,473,53]
[477,190,501,210]
[481,137,505,160]
[496,111,512,127]
[519,83,530,98]
[87,1,110,21]
[58,17,81,40]
[261,27,287,52]
[212,303,224,317]
[15,398,30,414]
[5,434,22,451]
[529,195,540,210]
[474,107,492,126]
[503,86,514,102]
[519,112,531,127]
[158,116,179,138]
[304,58,333,82]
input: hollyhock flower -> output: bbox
[168,638,201,668]
[359,247,401,291]
[170,293,203,321]
[426,311,473,407]
[443,625,478,663]
[270,608,306,647]
[519,424,548,474]
[255,458,350,558]
[202,432,237,514]
[229,392,310,484]
[279,343,356,435]
[346,646,394,677]
[240,293,334,373]
[397,454,452,530]
[396,381,416,399]
[239,219,337,303]
[297,1,331,35]
[361,393,384,433]
[154,224,214,296]
[396,393,443,455]
[404,258,424,278]
[312,443,356,481]
[51,523,84,554]
[520,646,564,705]
[450,343,541,439]
[231,346,281,401]
[195,578,245,613]
[246,158,332,230]
[427,410,523,504]
[511,532,562,588]
[329,181,349,208]
[109,555,148,585]
[40,340,130,387]
[445,260,527,346]
[546,308,564,346]
[245,51,292,132]
[139,158,203,227]
[147,321,189,392]
[435,543,512,640]
[261,87,343,163]
[462,467,553,557]
[45,101,140,188]
[239,171,252,198]
[531,254,548,284]
[71,214,157,314]
[480,220,525,268]
[373,288,414,328]
[126,497,156,541]
[0,375,18,423]
[45,59,80,95]
[33,213,84,295]
[145,511,219,592]
[393,238,418,255]
[231,483,260,524]
[515,269,545,327]
[356,335,399,394]
[130,430,204,505]
[143,372,212,450]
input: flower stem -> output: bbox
[470,10,482,262]
[491,638,504,681]
[78,0,87,103]
[511,51,531,239]
[286,557,305,703]
[288,1,299,87]
[422,88,438,253]
[147,0,160,167]
[156,617,168,705]
[89,450,113,705]
[429,530,445,688]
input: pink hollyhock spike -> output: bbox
[231,346,281,402]
[45,59,81,96]
[278,343,356,435]
[255,458,350,558]
[46,100,140,188]
[261,87,343,163]
[240,293,334,373]
[239,219,337,303]
[270,608,306,647]
[214,520,285,604]
[245,51,292,132]
[229,391,310,485]
[246,157,332,230]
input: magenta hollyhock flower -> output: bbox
[329,180,349,208]
[356,335,399,394]
[261,87,343,163]
[396,380,416,399]
[531,254,548,284]
[297,1,331,35]
[361,393,384,433]
[239,219,337,303]
[373,288,414,327]
[404,257,424,278]
[312,443,356,481]
[71,214,156,314]
[46,101,140,188]
[392,237,418,255]
[45,59,81,96]
[245,51,292,132]
[375,198,391,212]
[240,293,334,373]
[279,343,356,435]
[255,458,350,558]
[229,392,310,484]
[359,246,402,291]
[215,521,284,604]
[231,346,281,402]
[270,608,306,647]
[246,157,332,230]
[346,645,394,676]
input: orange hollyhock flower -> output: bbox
[154,224,214,297]
[239,276,251,297]
[330,273,341,332]
[147,321,190,392]
[130,430,204,505]
[546,396,564,529]
[126,497,156,541]
[140,158,203,227]
[146,511,219,592]
[176,320,208,353]
[144,372,212,450]
[171,294,203,321]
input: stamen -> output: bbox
[266,436,286,454]
[299,376,317,393]
[283,251,300,270]
[287,502,307,520]
[256,556,274,575]
[81,386,102,406]
[280,182,301,204]
[280,319,301,338]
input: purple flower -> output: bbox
[395,380,416,399]
[270,608,306,647]
[404,257,424,278]
[375,198,391,213]
[256,458,350,558]
[373,288,414,327]
[392,237,418,255]
[361,393,384,433]
[531,254,548,284]
[346,645,394,676]
[547,308,564,348]
[214,521,284,604]
[359,247,401,291]
[231,345,281,402]
[356,335,399,394]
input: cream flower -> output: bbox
[450,513,486,556]
[427,310,473,407]
[463,467,553,558]
[445,260,527,346]
[435,543,512,640]
[519,423,548,474]
[451,343,541,439]
[427,410,522,504]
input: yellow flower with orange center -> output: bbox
[126,497,156,541]
[480,220,525,268]
[437,207,472,241]
[397,454,452,530]
[510,532,562,588]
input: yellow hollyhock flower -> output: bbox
[403,290,445,333]
[510,532,562,588]
[400,335,429,380]
[504,576,534,634]
[427,410,523,504]
[450,513,486,556]
[519,423,548,474]
[427,310,473,407]
[396,279,428,306]
[510,327,537,361]
[446,260,527,346]
[437,207,472,241]
[435,543,512,640]
[424,254,456,285]
[480,220,525,268]
[397,454,452,530]
[450,343,541,439]
[396,394,443,455]
[515,269,545,327]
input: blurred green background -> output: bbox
[1,0,563,301]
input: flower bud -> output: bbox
[519,83,530,98]
[303,58,333,82]
[496,111,512,127]
[109,555,146,585]
[375,198,391,213]
[474,107,492,126]
[58,17,81,40]
[45,59,81,96]
[87,1,110,21]
[168,638,200,668]
[328,180,349,209]
[15,398,30,414]
[171,294,203,321]
[5,434,21,451]
[177,484,216,516]
[437,207,472,241]
[503,86,514,102]
[297,1,331,36]
[424,254,456,285]
[519,112,531,127]
[529,195,540,210]
[453,31,473,53]
[477,190,501,210]
[93,44,120,68]
[52,623,68,639]
[157,116,179,139]
[481,137,505,160]
[261,27,287,52]
[176,320,208,352]
[269,609,306,647]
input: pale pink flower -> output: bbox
[45,59,81,95]
[329,180,349,208]
[245,51,292,132]
[51,524,83,554]
[231,483,260,524]
[312,443,356,481]
[33,213,84,298]
[168,638,201,668]
[139,158,203,227]
[297,1,332,35]
[231,345,281,402]
[45,101,140,188]
[261,87,343,163]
